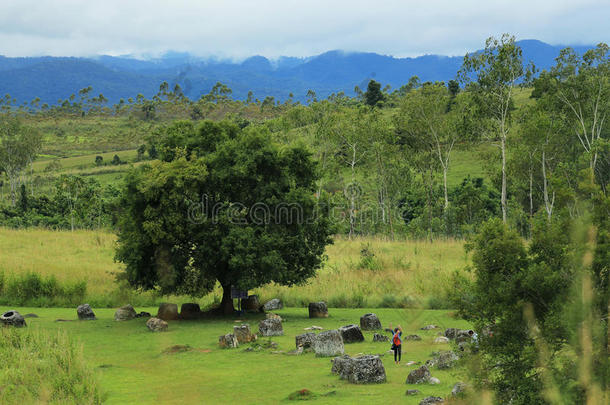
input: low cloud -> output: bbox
[1,0,608,59]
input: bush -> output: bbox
[327,292,368,308]
[358,243,381,270]
[377,294,416,308]
[0,328,103,404]
[426,294,451,309]
[0,272,87,307]
[378,294,397,308]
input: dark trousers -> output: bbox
[393,344,401,361]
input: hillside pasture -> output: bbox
[0,228,470,308]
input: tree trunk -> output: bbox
[530,161,534,219]
[387,199,395,240]
[443,165,449,210]
[542,150,554,221]
[220,283,235,315]
[501,135,507,223]
[348,144,357,239]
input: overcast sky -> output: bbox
[1,0,608,60]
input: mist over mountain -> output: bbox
[0,40,596,105]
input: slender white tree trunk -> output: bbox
[443,166,449,209]
[349,143,356,239]
[529,163,534,219]
[500,135,507,223]
[542,149,555,221]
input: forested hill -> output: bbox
[0,40,595,105]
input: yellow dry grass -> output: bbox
[0,228,471,306]
[0,228,118,295]
[255,235,470,306]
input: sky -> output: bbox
[0,0,608,60]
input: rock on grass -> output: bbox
[406,365,431,384]
[146,317,168,332]
[313,330,344,357]
[338,324,364,343]
[331,355,386,384]
[114,305,136,321]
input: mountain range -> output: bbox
[0,40,596,105]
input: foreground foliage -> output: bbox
[451,206,610,404]
[0,327,103,404]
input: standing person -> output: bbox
[389,323,402,365]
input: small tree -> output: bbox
[364,80,384,107]
[111,155,121,165]
[95,156,103,166]
[0,115,42,206]
[54,175,103,231]
[136,145,146,161]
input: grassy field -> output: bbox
[31,116,154,157]
[0,228,470,308]
[0,306,472,404]
[448,143,493,188]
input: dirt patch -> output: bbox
[162,345,193,354]
[162,345,212,355]
[288,389,315,401]
[286,389,336,401]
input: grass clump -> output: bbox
[357,243,381,271]
[0,271,86,307]
[0,327,103,404]
[288,388,316,400]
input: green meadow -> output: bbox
[1,307,471,404]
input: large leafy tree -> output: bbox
[533,43,609,189]
[116,122,333,314]
[395,82,473,210]
[459,34,526,222]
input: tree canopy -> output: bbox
[115,121,333,314]
[364,80,384,107]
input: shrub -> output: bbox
[378,294,397,308]
[0,272,87,307]
[396,294,417,308]
[426,294,451,310]
[0,328,103,404]
[358,243,381,270]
